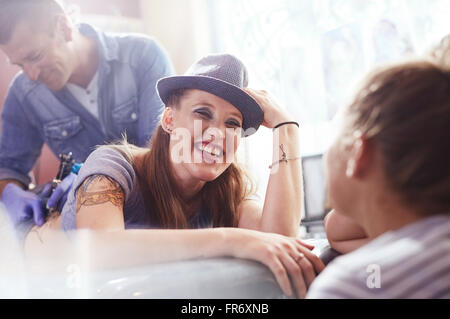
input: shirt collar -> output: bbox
[78,23,119,73]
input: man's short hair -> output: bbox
[0,0,65,44]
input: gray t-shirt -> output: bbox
[307,214,450,299]
[61,147,212,231]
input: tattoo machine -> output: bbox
[32,152,83,215]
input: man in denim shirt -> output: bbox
[0,0,173,227]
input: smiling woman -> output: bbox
[23,53,325,299]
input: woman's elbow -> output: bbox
[323,210,340,242]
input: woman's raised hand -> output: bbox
[244,88,294,129]
[227,228,325,298]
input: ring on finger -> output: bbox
[295,253,305,264]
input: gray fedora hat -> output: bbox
[156,53,264,136]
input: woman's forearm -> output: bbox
[24,227,233,273]
[89,228,232,268]
[260,125,302,236]
[24,226,325,298]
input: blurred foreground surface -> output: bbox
[0,208,329,299]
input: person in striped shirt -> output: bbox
[307,50,450,298]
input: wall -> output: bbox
[66,0,140,18]
[139,0,213,73]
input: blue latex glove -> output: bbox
[2,182,52,227]
[47,172,77,212]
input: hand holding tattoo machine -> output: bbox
[32,152,82,216]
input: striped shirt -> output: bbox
[307,214,450,299]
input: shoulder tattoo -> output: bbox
[76,175,125,214]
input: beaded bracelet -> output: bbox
[273,121,300,131]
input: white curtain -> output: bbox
[139,0,213,73]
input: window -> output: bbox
[209,0,450,201]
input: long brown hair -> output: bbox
[130,89,254,228]
[343,57,450,215]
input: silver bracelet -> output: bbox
[269,144,301,169]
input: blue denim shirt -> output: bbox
[0,24,174,186]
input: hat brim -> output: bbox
[156,75,264,136]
